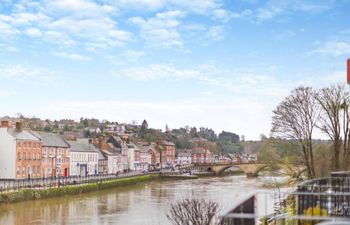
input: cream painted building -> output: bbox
[68,139,99,176]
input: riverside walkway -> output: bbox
[0,171,164,193]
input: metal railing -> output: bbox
[220,175,350,225]
[0,171,162,192]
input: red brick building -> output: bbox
[191,147,212,164]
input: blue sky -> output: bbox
[0,0,349,140]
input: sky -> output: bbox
[0,0,349,140]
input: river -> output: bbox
[0,175,289,225]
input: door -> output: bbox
[64,168,68,177]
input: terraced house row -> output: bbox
[0,120,177,180]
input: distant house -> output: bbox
[0,121,42,179]
[191,147,212,164]
[107,136,129,171]
[176,150,192,165]
[63,131,83,141]
[126,143,137,170]
[157,140,176,167]
[93,137,120,174]
[97,149,108,174]
[68,139,99,176]
[137,145,152,170]
[31,131,70,178]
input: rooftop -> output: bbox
[7,128,40,141]
[31,131,69,148]
[68,139,99,153]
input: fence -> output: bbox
[0,171,159,193]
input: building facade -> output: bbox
[32,131,70,178]
[68,139,99,176]
[0,121,42,179]
[191,147,212,164]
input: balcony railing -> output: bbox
[220,173,350,225]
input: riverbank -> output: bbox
[0,174,158,204]
[0,171,247,205]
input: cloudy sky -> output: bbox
[0,0,349,140]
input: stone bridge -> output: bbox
[193,163,306,177]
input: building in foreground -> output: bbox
[68,139,99,176]
[0,121,42,179]
[31,131,70,178]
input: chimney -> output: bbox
[0,120,9,128]
[15,122,22,132]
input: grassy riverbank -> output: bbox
[0,174,158,204]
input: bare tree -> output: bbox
[315,85,350,170]
[271,86,319,179]
[166,198,220,225]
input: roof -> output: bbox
[68,139,100,153]
[31,131,69,148]
[160,140,175,146]
[7,128,40,141]
[98,149,107,160]
[191,147,210,154]
[178,152,191,157]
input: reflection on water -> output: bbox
[0,175,287,225]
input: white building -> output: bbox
[68,139,99,176]
[127,143,137,170]
[177,152,192,165]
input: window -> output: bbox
[27,153,31,160]
[17,152,21,160]
[33,153,35,160]
[22,167,25,175]
[23,142,26,148]
[17,142,21,148]
[17,167,20,175]
[23,153,26,160]
[28,143,31,148]
[37,153,40,160]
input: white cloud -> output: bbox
[51,52,91,61]
[0,20,19,39]
[0,90,17,97]
[116,64,200,80]
[212,9,240,22]
[0,0,131,51]
[0,64,57,84]
[112,0,164,11]
[255,0,334,22]
[122,50,145,62]
[130,10,185,48]
[206,26,224,41]
[310,41,350,57]
[114,63,291,99]
[167,0,221,15]
[46,0,116,16]
[24,27,43,37]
